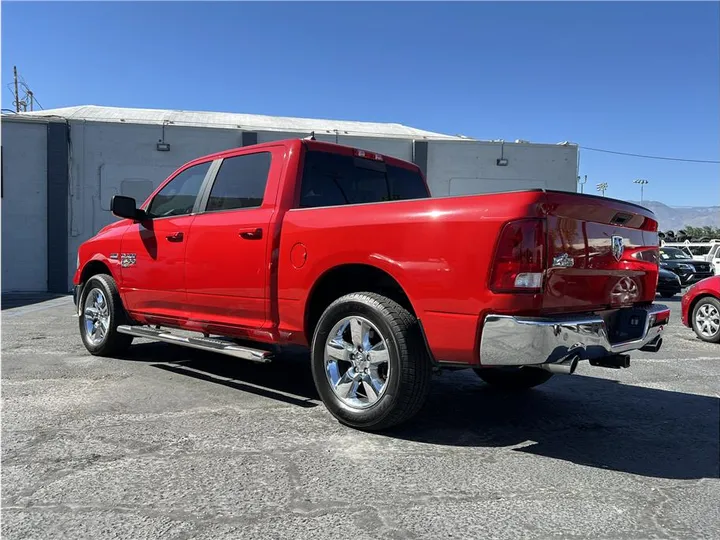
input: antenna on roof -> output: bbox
[304,131,316,141]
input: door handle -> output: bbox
[239,227,263,240]
[166,232,184,242]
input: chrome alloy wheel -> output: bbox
[695,303,720,338]
[83,288,111,345]
[324,316,391,409]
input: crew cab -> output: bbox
[74,138,670,430]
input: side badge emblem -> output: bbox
[120,253,136,268]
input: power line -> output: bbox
[29,94,44,110]
[581,146,720,164]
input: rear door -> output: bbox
[541,192,660,313]
[184,148,281,330]
[120,160,213,321]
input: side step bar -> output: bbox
[117,325,272,363]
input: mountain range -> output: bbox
[627,200,720,232]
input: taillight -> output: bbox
[490,218,546,293]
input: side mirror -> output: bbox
[111,195,145,221]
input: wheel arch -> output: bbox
[689,293,720,324]
[76,257,122,314]
[80,259,114,284]
[303,263,418,344]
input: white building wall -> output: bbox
[426,140,578,197]
[1,120,48,292]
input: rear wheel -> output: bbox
[78,274,134,356]
[473,366,553,390]
[691,297,720,343]
[310,292,431,431]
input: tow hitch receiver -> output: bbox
[590,354,631,369]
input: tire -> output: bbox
[310,292,432,431]
[78,274,134,356]
[473,366,553,390]
[691,296,720,343]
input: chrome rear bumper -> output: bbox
[479,304,670,368]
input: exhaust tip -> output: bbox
[569,355,579,375]
[640,337,662,353]
[540,355,580,375]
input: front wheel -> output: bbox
[310,292,432,431]
[691,297,720,343]
[473,366,553,390]
[78,274,134,356]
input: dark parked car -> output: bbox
[659,247,715,285]
[656,267,682,298]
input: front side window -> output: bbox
[299,151,429,209]
[206,152,272,212]
[147,161,211,218]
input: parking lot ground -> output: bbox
[2,294,719,539]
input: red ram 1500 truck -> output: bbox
[74,138,670,430]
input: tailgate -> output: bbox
[541,191,660,313]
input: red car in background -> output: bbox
[682,276,720,343]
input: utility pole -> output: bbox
[633,178,648,202]
[596,182,608,197]
[578,174,587,194]
[13,66,20,113]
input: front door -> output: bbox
[119,160,213,321]
[184,150,275,330]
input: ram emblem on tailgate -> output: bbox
[612,235,624,261]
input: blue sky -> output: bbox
[2,1,718,206]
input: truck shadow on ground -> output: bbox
[394,370,720,481]
[122,342,718,481]
[124,342,321,408]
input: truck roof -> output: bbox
[182,138,422,171]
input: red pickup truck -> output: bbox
[74,138,670,430]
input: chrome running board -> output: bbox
[117,325,272,363]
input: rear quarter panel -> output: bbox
[277,191,547,363]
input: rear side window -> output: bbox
[299,151,429,209]
[147,161,211,218]
[206,152,272,212]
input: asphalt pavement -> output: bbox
[2,293,719,539]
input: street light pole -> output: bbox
[596,182,608,197]
[578,174,587,193]
[633,179,649,202]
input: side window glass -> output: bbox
[206,152,272,212]
[147,162,211,218]
[298,151,428,209]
